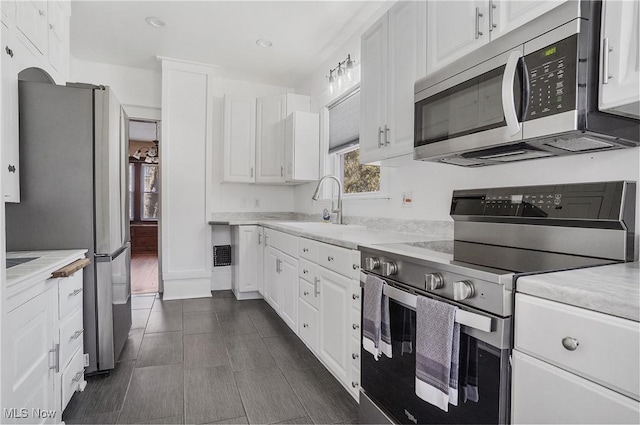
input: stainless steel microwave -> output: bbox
[414,1,639,167]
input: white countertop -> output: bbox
[516,262,640,322]
[211,219,442,249]
[6,249,88,287]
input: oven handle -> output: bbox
[361,271,493,334]
[502,50,523,136]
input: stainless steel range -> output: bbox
[358,181,636,425]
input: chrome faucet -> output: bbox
[311,175,343,225]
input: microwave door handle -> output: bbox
[502,50,523,136]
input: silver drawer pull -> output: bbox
[352,293,359,300]
[72,371,84,383]
[352,264,358,270]
[70,329,83,341]
[327,256,334,262]
[303,323,308,328]
[69,288,82,297]
[562,337,579,351]
[352,353,359,360]
[352,323,359,330]
[49,344,60,373]
[303,269,308,274]
[351,381,359,388]
[303,291,309,296]
[303,248,308,253]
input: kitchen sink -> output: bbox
[276,221,365,230]
[6,257,39,269]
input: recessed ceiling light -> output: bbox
[256,38,273,48]
[145,17,165,28]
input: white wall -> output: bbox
[294,5,640,228]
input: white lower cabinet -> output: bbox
[231,225,261,300]
[298,297,319,353]
[264,231,299,333]
[512,293,640,423]
[278,252,298,331]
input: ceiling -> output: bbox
[70,1,387,88]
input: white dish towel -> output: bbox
[362,273,392,360]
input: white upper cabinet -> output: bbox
[360,0,426,163]
[599,0,640,119]
[1,0,16,25]
[223,96,256,183]
[426,0,568,75]
[426,0,487,75]
[284,111,319,183]
[46,0,69,76]
[2,20,20,202]
[491,1,567,40]
[256,93,310,183]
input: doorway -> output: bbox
[128,119,160,295]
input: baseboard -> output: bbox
[232,290,263,300]
[162,277,212,300]
[211,267,232,291]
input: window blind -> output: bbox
[329,89,360,153]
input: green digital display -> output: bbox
[545,46,557,56]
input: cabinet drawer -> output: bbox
[350,336,361,369]
[58,272,83,319]
[515,294,640,400]
[59,308,83,369]
[298,298,318,353]
[351,279,362,311]
[299,237,319,262]
[350,365,361,400]
[61,347,85,412]
[351,307,361,340]
[299,278,319,310]
[298,258,318,283]
[512,350,640,424]
[265,228,298,258]
[317,243,360,279]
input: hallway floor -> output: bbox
[131,254,159,295]
[62,292,358,424]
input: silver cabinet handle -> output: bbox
[352,293,360,300]
[475,7,484,39]
[70,329,83,341]
[377,126,384,148]
[303,291,309,296]
[303,269,308,274]
[352,264,358,270]
[303,248,308,253]
[8,164,16,173]
[5,46,14,58]
[313,277,320,296]
[489,0,497,31]
[351,381,359,388]
[276,258,281,273]
[38,9,45,16]
[69,288,82,297]
[384,124,390,146]
[280,166,284,177]
[352,323,359,330]
[265,235,269,245]
[49,344,60,373]
[603,38,613,84]
[562,337,579,351]
[352,353,359,359]
[250,167,254,178]
[49,24,54,30]
[303,323,308,328]
[258,233,262,245]
[327,256,333,262]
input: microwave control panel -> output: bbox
[523,34,578,121]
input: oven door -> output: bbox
[360,279,511,425]
[414,47,525,164]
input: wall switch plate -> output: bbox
[83,353,89,367]
[402,192,413,208]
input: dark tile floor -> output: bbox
[62,291,358,425]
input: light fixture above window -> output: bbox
[327,54,355,95]
[145,17,166,28]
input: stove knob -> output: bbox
[381,261,398,277]
[364,257,380,271]
[425,273,444,290]
[454,280,475,301]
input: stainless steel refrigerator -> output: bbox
[6,81,132,374]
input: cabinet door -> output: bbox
[318,267,351,385]
[1,0,16,25]
[278,252,298,331]
[223,96,256,182]
[16,0,47,55]
[492,0,567,40]
[512,350,640,424]
[299,299,319,353]
[256,94,286,183]
[47,1,67,76]
[236,226,259,293]
[360,15,388,164]
[599,0,640,119]
[386,0,425,159]
[2,288,57,424]
[1,20,20,202]
[426,0,488,75]
[264,246,280,311]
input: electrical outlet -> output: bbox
[254,198,261,208]
[83,353,90,367]
[402,192,413,208]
